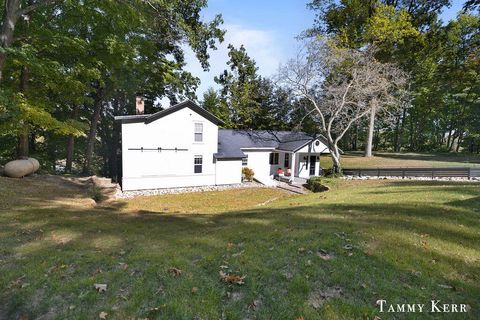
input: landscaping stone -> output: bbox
[116,181,268,199]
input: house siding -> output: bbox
[215,159,242,185]
[242,150,277,186]
[121,107,218,191]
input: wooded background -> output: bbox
[0,0,478,178]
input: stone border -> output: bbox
[115,181,269,199]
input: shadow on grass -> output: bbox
[1,176,480,319]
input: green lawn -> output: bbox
[1,176,479,319]
[320,151,480,169]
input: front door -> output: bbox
[309,155,316,175]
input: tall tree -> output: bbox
[279,39,407,172]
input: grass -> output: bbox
[320,151,480,169]
[0,175,479,319]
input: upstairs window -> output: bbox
[269,152,279,165]
[194,155,203,173]
[242,157,248,166]
[284,153,290,167]
[194,123,203,142]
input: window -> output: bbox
[284,153,290,167]
[242,157,248,166]
[269,152,279,165]
[194,123,203,142]
[194,155,203,173]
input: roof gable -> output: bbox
[115,100,224,125]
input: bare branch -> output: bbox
[277,38,409,171]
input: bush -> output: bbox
[89,185,105,202]
[306,176,330,193]
[242,167,255,182]
[322,167,344,178]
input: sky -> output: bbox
[174,0,468,105]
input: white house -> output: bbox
[115,100,330,191]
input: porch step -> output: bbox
[276,181,307,194]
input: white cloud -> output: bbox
[180,24,284,103]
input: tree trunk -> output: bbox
[352,124,358,150]
[16,65,29,158]
[0,0,21,82]
[83,86,104,174]
[65,105,80,173]
[364,103,376,157]
[326,139,342,174]
[395,107,407,152]
[109,99,122,182]
[331,146,342,173]
[456,130,464,152]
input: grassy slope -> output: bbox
[0,176,479,319]
[320,152,480,169]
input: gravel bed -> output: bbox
[343,175,480,182]
[116,181,269,199]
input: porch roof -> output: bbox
[215,129,323,159]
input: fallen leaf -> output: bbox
[94,283,107,293]
[191,287,198,294]
[219,271,245,285]
[317,249,335,261]
[168,267,182,277]
[99,311,108,319]
[118,262,128,270]
[298,247,306,253]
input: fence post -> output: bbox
[432,169,434,180]
[468,167,471,180]
[402,169,405,179]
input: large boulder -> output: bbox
[4,158,40,178]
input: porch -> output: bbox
[271,150,323,183]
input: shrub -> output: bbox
[306,176,330,193]
[89,185,105,202]
[322,167,344,178]
[242,167,255,182]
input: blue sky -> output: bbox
[179,0,468,103]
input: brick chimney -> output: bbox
[136,96,144,115]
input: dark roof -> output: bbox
[215,129,323,159]
[114,100,224,125]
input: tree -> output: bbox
[214,44,297,130]
[202,87,231,126]
[0,0,61,82]
[278,39,407,172]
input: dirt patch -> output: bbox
[308,286,343,309]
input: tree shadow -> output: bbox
[1,177,479,319]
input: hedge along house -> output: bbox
[115,100,330,191]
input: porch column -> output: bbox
[290,152,296,177]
